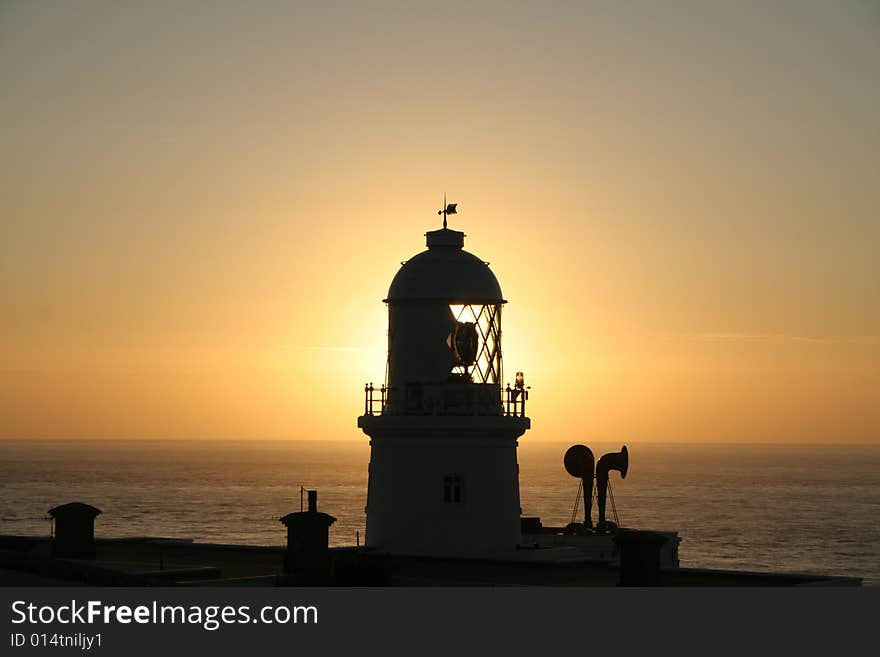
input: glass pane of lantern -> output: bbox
[448,303,502,385]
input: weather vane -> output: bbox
[438,193,457,229]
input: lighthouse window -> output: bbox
[443,475,464,504]
[447,303,502,385]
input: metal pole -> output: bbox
[608,480,620,528]
[570,480,583,525]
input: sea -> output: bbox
[1,440,877,585]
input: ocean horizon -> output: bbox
[1,439,877,585]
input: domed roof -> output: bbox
[386,228,505,303]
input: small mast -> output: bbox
[437,194,457,229]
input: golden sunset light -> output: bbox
[2,2,878,445]
[3,5,880,643]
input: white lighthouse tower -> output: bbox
[358,206,530,556]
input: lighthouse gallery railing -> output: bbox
[363,382,527,417]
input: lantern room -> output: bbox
[371,226,520,417]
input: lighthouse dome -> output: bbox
[386,228,504,304]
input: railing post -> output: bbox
[505,384,511,416]
[364,383,370,416]
[380,384,386,414]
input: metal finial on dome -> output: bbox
[437,193,457,229]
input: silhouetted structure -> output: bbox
[48,502,102,560]
[279,490,336,583]
[0,492,862,586]
[358,215,530,556]
[615,529,668,586]
[564,444,595,529]
[596,446,628,531]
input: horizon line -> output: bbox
[1,437,878,447]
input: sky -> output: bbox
[1,1,878,443]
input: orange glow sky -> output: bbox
[2,2,878,443]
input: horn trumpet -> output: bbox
[596,445,628,531]
[563,444,595,528]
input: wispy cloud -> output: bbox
[297,346,382,353]
[695,333,880,345]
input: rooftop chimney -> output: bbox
[279,490,336,584]
[48,502,102,560]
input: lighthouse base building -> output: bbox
[359,415,529,556]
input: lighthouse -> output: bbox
[358,206,530,556]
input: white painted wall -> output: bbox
[360,416,529,556]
